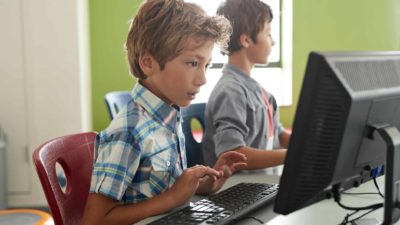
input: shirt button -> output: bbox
[166,161,170,167]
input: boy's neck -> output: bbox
[139,80,172,106]
[228,52,253,76]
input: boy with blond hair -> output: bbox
[203,0,290,170]
[83,1,246,224]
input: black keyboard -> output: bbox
[148,182,279,225]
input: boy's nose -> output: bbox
[196,69,207,86]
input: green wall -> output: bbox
[280,0,400,127]
[90,0,400,131]
[89,0,141,131]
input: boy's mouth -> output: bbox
[188,92,198,99]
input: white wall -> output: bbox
[0,0,90,207]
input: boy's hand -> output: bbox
[212,151,247,191]
[198,151,247,194]
[168,165,221,207]
[214,151,247,175]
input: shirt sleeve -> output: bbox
[210,82,249,156]
[90,130,141,201]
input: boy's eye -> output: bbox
[187,61,198,67]
[205,63,210,69]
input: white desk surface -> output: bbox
[137,167,399,225]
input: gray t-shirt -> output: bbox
[202,64,285,166]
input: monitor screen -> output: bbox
[274,51,400,223]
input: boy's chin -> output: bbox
[255,60,269,65]
[173,101,192,108]
[179,102,192,107]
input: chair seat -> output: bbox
[0,209,53,225]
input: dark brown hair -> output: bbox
[217,0,273,54]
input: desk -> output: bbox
[137,169,399,225]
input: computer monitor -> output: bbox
[274,51,400,224]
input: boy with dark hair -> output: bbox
[83,1,246,224]
[203,0,290,169]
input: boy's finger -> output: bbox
[195,166,221,178]
[231,162,247,169]
[231,153,247,161]
[222,151,247,162]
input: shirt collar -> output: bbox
[222,64,261,90]
[132,82,181,132]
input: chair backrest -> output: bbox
[32,132,97,225]
[104,91,132,119]
[182,103,206,167]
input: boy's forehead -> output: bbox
[180,37,214,55]
[263,20,272,30]
[185,36,212,47]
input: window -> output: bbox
[186,0,292,106]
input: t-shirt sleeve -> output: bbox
[90,130,140,201]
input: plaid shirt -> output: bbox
[90,83,187,203]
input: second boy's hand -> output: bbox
[210,151,247,192]
[197,151,247,195]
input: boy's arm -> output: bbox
[83,166,221,225]
[195,146,284,194]
[279,130,291,149]
[233,146,286,170]
[83,191,176,225]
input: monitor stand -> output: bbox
[378,126,400,225]
[354,125,400,225]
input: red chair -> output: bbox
[32,132,96,225]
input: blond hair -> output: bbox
[126,0,231,79]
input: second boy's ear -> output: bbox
[139,52,158,76]
[239,33,252,48]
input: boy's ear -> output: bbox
[239,33,252,48]
[139,52,157,76]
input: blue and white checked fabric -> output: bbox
[90,82,187,203]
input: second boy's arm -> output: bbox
[209,83,287,171]
[83,165,222,225]
[279,130,291,149]
[233,146,286,170]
